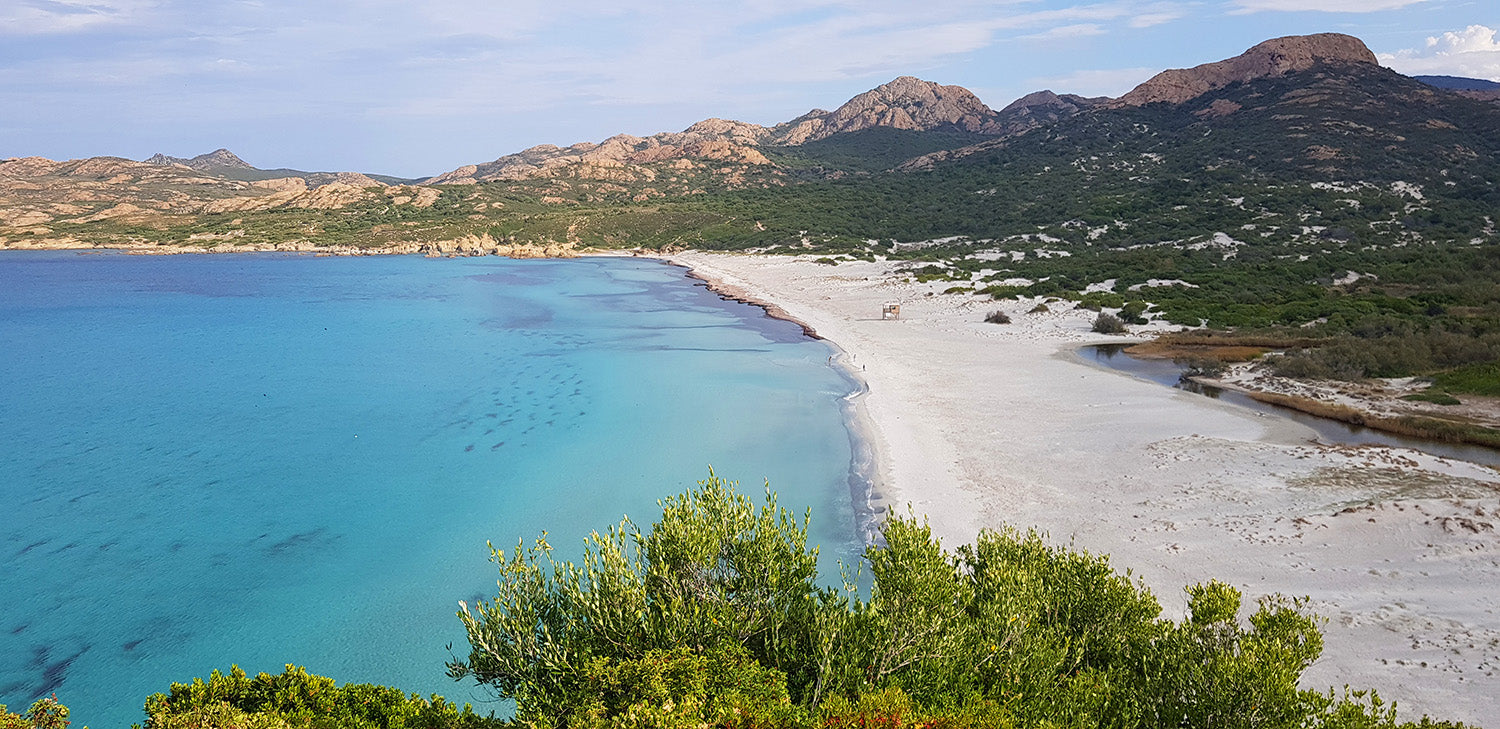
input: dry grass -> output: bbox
[1125,340,1267,362]
[1155,331,1322,349]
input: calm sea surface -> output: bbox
[0,252,860,727]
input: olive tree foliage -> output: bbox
[448,470,829,723]
[450,472,1467,728]
[0,697,69,729]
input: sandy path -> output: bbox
[671,252,1500,725]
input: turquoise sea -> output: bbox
[0,252,861,727]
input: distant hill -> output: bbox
[144,148,421,186]
[145,148,254,172]
[1414,75,1500,91]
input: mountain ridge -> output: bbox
[426,75,1020,184]
[428,33,1381,184]
[4,30,1497,262]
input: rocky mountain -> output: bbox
[425,122,773,185]
[429,76,1042,184]
[1112,33,1378,107]
[433,34,1388,185]
[992,90,1106,135]
[769,76,1006,144]
[900,33,1392,170]
[145,148,254,172]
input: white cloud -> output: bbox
[0,0,157,35]
[1423,24,1500,54]
[1129,10,1183,27]
[1229,0,1427,14]
[1379,25,1500,81]
[0,0,1201,171]
[1019,23,1107,41]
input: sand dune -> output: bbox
[672,252,1500,725]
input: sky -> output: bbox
[1,1,1496,178]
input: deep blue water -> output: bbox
[0,252,860,727]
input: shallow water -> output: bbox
[1082,343,1500,468]
[0,252,860,726]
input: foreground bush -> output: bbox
[451,472,1473,728]
[1,697,70,729]
[138,665,502,729]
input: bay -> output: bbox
[0,252,860,727]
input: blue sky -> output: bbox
[1,1,1496,177]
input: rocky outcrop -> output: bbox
[426,127,774,185]
[418,232,577,258]
[301,171,386,188]
[201,182,378,213]
[769,76,1004,144]
[1113,33,1378,107]
[252,177,309,193]
[385,185,440,208]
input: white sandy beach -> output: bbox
[672,252,1500,725]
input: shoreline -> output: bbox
[665,251,1500,725]
[679,265,823,341]
[665,254,884,545]
[0,238,580,258]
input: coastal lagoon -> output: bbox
[1082,343,1500,468]
[0,252,861,726]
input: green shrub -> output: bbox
[449,470,824,722]
[451,473,1463,728]
[1404,389,1462,406]
[1432,362,1500,396]
[1,697,70,729]
[139,665,500,729]
[567,645,807,728]
[1092,313,1127,334]
[1315,688,1472,728]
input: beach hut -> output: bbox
[882,302,901,320]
